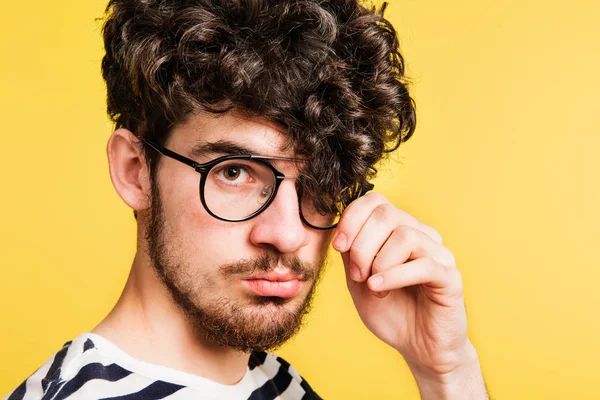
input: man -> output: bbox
[5,0,489,399]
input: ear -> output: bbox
[107,128,151,213]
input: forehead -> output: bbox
[166,110,294,158]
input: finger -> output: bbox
[347,203,398,282]
[333,193,443,254]
[346,202,453,281]
[367,258,464,299]
[332,192,388,253]
[340,251,352,285]
[373,225,457,276]
[370,225,456,298]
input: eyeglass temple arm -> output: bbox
[140,137,308,168]
[141,136,375,195]
[140,137,201,170]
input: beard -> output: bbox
[144,178,326,353]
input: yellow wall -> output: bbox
[1,1,598,398]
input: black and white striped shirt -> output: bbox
[3,333,321,400]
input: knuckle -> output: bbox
[440,263,463,288]
[427,227,443,244]
[366,191,387,204]
[340,198,358,217]
[372,202,394,221]
[394,224,420,245]
[441,248,457,267]
[451,268,464,291]
[427,257,440,269]
[423,257,442,276]
[430,259,461,284]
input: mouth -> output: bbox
[241,279,302,298]
[240,270,304,298]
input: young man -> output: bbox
[5,0,489,399]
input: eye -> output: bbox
[223,166,243,181]
[215,164,252,184]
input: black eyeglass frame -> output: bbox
[140,137,374,230]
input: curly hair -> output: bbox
[101,0,416,212]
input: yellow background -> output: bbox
[1,0,598,398]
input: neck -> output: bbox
[92,250,250,385]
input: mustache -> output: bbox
[219,253,319,282]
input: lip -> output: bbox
[240,269,304,298]
[246,270,303,282]
[241,278,302,298]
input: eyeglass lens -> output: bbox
[202,158,340,228]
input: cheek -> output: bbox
[187,183,253,254]
[316,230,334,251]
[171,171,206,221]
[299,230,333,264]
[159,171,213,239]
[190,190,208,222]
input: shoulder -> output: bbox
[4,333,133,400]
[248,351,322,400]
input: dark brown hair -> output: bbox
[101,0,416,211]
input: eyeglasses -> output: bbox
[140,137,374,230]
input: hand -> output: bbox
[332,192,472,376]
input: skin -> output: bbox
[94,110,488,398]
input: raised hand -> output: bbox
[332,192,487,398]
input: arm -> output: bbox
[407,340,489,399]
[332,192,490,399]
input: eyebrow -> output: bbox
[189,140,259,159]
[189,139,307,163]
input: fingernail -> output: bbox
[350,264,361,281]
[333,232,347,251]
[369,275,384,289]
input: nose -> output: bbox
[248,179,309,254]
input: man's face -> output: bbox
[144,111,333,352]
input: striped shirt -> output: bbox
[3,333,321,400]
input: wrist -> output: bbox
[406,341,488,400]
